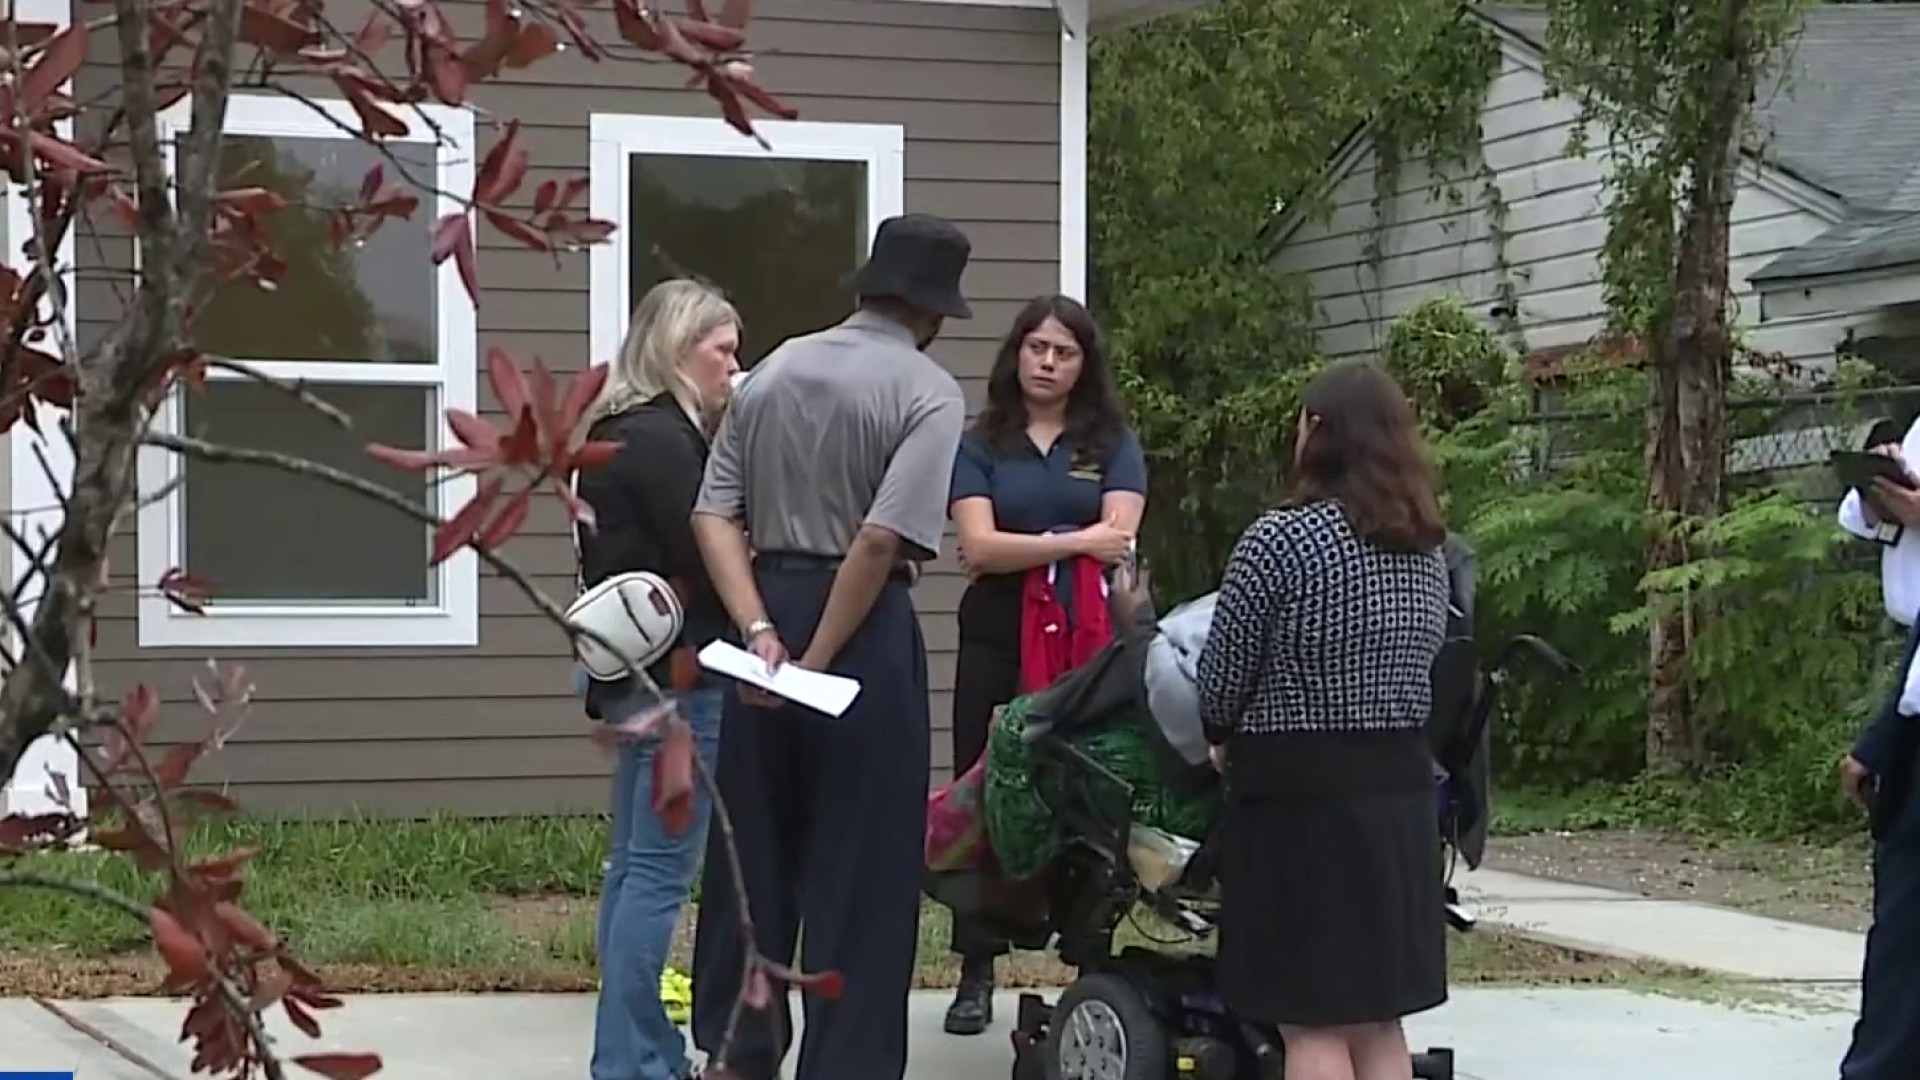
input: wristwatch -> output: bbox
[743,618,776,641]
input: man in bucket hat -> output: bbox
[689,213,972,1080]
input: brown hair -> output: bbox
[973,294,1127,463]
[1289,358,1446,553]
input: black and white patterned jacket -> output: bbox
[1196,499,1448,742]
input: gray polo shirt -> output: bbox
[695,310,966,561]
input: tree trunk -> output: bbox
[1644,0,1749,775]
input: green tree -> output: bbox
[1541,0,1812,773]
[1090,0,1486,598]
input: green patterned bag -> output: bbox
[984,693,1220,880]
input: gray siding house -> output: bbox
[1269,5,1920,380]
[0,0,1208,818]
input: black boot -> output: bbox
[943,957,995,1036]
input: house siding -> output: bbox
[1272,40,1920,371]
[78,0,1062,814]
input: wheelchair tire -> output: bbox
[1044,972,1168,1080]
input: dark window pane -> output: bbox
[628,155,866,365]
[181,382,433,603]
[195,135,437,364]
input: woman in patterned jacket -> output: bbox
[1196,357,1452,1080]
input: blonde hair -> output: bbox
[587,279,741,428]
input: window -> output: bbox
[588,115,905,367]
[136,95,478,648]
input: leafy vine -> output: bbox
[1365,17,1521,349]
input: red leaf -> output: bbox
[569,439,623,471]
[338,79,408,138]
[452,224,481,307]
[676,19,745,52]
[743,963,772,1009]
[551,0,606,60]
[174,789,240,814]
[763,962,845,1000]
[485,209,551,252]
[150,905,209,984]
[251,965,294,1011]
[158,567,214,614]
[487,348,531,420]
[431,211,470,264]
[431,213,479,306]
[719,0,754,30]
[215,901,278,950]
[614,0,666,49]
[561,361,610,431]
[428,44,468,105]
[293,1052,383,1080]
[551,216,617,250]
[122,683,161,741]
[446,408,502,452]
[729,69,800,122]
[284,997,323,1039]
[507,23,560,69]
[31,135,112,176]
[530,357,562,449]
[191,844,263,880]
[22,22,87,112]
[500,406,540,466]
[365,443,437,470]
[533,179,561,215]
[433,475,503,565]
[475,122,529,206]
[240,4,316,53]
[650,716,697,835]
[478,487,532,550]
[355,11,393,54]
[153,740,207,788]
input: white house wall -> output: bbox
[1272,41,1913,370]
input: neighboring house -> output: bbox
[1269,4,1920,388]
[0,0,1211,818]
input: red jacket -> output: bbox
[1019,555,1115,693]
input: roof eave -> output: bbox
[1752,262,1920,321]
[1088,0,1215,35]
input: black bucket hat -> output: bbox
[847,213,974,319]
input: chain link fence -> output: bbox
[1513,383,1920,506]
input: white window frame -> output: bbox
[586,114,906,366]
[135,93,479,649]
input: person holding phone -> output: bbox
[1834,419,1920,1080]
[941,294,1146,1035]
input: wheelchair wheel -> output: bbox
[1044,972,1168,1080]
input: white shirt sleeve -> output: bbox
[1900,638,1920,717]
[1840,487,1903,545]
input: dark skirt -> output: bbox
[1216,733,1448,1028]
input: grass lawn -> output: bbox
[0,815,1700,999]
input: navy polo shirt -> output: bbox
[949,427,1148,612]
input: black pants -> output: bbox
[690,560,930,1080]
[947,578,1023,963]
[1843,625,1920,1080]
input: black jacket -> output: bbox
[574,394,731,715]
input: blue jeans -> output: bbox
[585,673,724,1080]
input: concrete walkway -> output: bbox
[0,868,1873,1079]
[0,987,1864,1080]
[1453,866,1868,982]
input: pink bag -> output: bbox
[925,754,994,872]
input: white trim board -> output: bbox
[133,93,480,649]
[0,0,79,819]
[587,114,906,368]
[1058,0,1089,300]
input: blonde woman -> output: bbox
[575,278,741,1080]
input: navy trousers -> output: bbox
[1841,623,1920,1080]
[690,560,930,1080]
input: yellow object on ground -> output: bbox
[661,967,694,1026]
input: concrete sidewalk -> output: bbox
[1452,866,1868,982]
[0,987,1862,1080]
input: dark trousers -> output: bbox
[690,562,930,1080]
[947,580,1022,963]
[1842,625,1920,1080]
